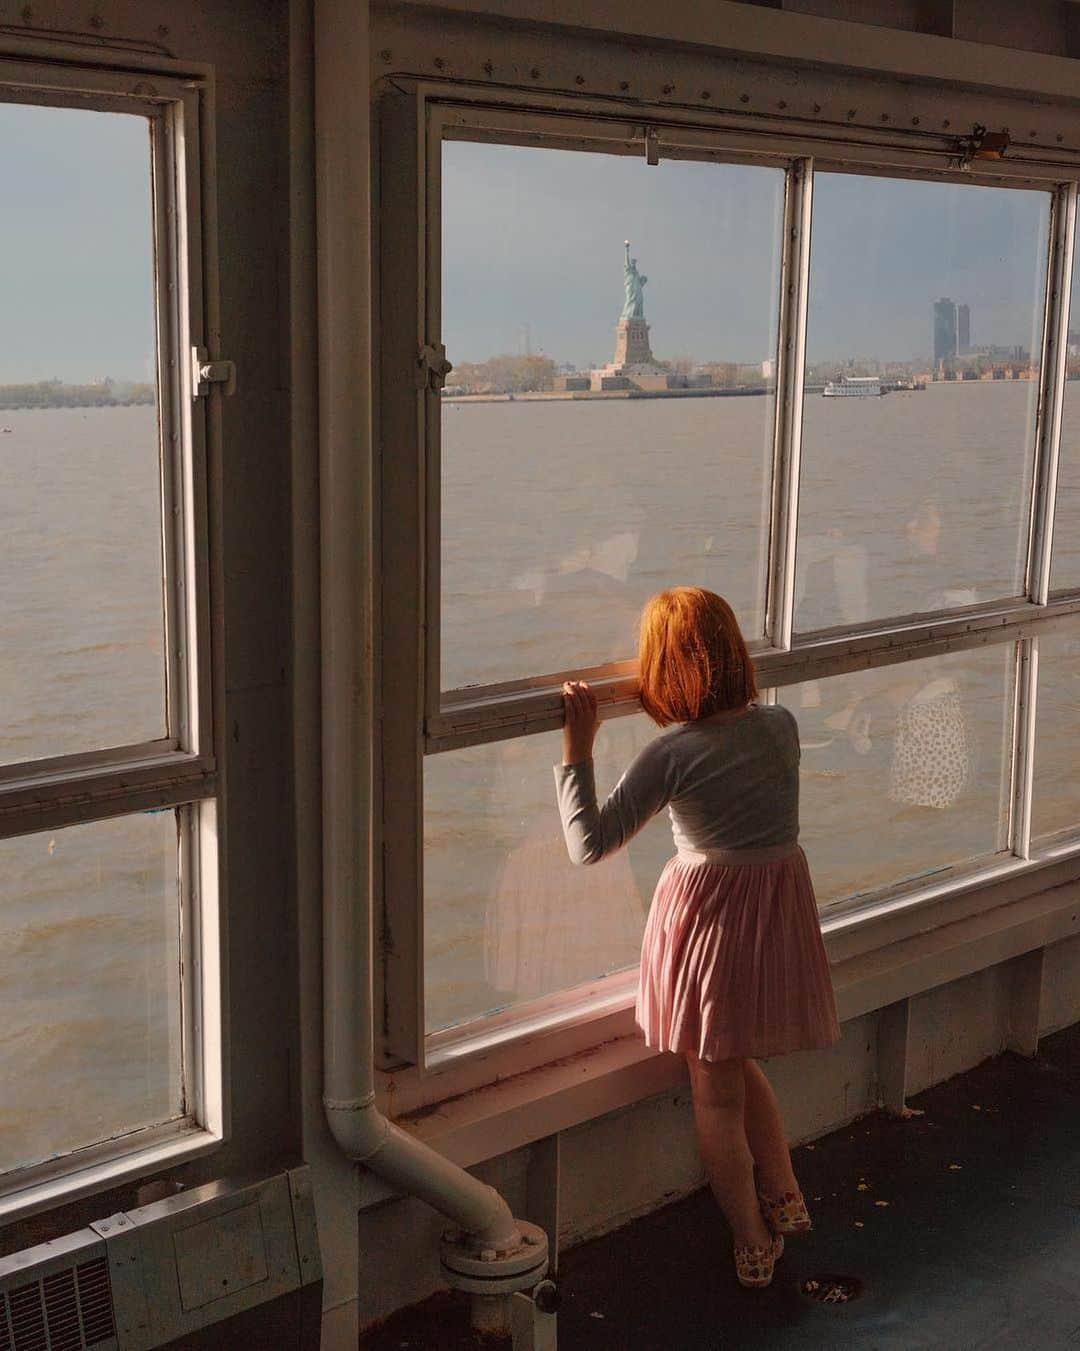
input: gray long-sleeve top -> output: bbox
[554,703,800,865]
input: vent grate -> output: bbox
[1,1256,115,1350]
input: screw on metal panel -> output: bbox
[740,93,750,103]
[530,67,540,79]
[778,99,787,109]
[701,90,711,100]
[619,80,630,91]
[943,119,951,128]
[1058,134,1065,142]
[483,60,493,75]
[847,109,856,119]
[575,74,585,84]
[1030,129,1037,137]
[433,57,445,70]
[157,24,169,36]
[812,103,821,113]
[89,12,104,28]
[912,116,920,125]
[378,48,391,61]
[662,83,674,94]
[881,113,889,121]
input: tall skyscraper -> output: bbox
[934,297,958,365]
[958,303,970,355]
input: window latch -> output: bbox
[644,126,660,167]
[192,346,237,397]
[417,342,453,391]
[956,124,1010,169]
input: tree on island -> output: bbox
[449,353,557,395]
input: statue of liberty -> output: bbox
[621,240,647,321]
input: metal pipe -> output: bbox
[314,0,519,1251]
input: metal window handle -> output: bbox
[418,341,453,390]
[192,346,237,397]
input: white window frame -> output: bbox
[375,80,1080,1076]
[0,46,224,1223]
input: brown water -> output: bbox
[428,381,1080,1031]
[0,393,1077,1174]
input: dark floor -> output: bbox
[361,1023,1080,1350]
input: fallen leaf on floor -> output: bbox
[874,1200,891,1207]
[948,1164,963,1171]
[854,1221,864,1228]
[857,1183,870,1191]
[972,1104,982,1111]
[590,1312,605,1320]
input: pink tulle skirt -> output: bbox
[635,844,840,1062]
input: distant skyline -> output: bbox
[444,142,1055,370]
[1,104,155,385]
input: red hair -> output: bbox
[638,587,757,726]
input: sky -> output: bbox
[0,113,1059,383]
[443,141,1055,370]
[1,103,155,384]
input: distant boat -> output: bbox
[822,375,883,398]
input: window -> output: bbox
[0,72,219,1214]
[1031,623,1080,846]
[378,92,1080,1067]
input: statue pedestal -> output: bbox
[613,318,654,367]
[591,317,674,391]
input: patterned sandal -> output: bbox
[733,1233,784,1288]
[758,1189,812,1234]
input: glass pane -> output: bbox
[796,175,1049,632]
[781,645,1015,905]
[1052,250,1080,589]
[441,141,784,691]
[1032,624,1080,843]
[425,714,671,1033]
[0,812,183,1174]
[0,104,165,765]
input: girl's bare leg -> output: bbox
[686,1052,772,1249]
[743,1059,799,1197]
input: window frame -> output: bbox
[0,50,224,1222]
[376,80,1080,1072]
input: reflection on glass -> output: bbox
[441,142,784,690]
[1032,625,1080,842]
[0,105,164,765]
[1052,248,1080,589]
[782,645,1014,905]
[797,175,1049,631]
[425,714,672,1034]
[0,812,183,1174]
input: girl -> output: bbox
[555,587,839,1288]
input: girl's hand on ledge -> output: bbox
[562,680,599,765]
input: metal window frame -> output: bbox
[376,82,1080,1068]
[0,51,224,1220]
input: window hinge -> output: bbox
[417,341,453,391]
[955,124,1010,170]
[192,346,237,397]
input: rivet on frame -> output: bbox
[530,67,541,79]
[881,112,890,122]
[89,12,104,28]
[379,48,392,62]
[778,99,787,109]
[433,57,445,70]
[740,93,750,103]
[847,109,856,119]
[912,116,920,126]
[812,103,821,114]
[1057,134,1065,143]
[701,90,711,100]
[575,74,585,84]
[943,119,951,128]
[619,81,630,91]
[483,60,493,75]
[662,84,675,95]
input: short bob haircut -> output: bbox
[638,587,758,726]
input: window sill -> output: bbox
[379,847,1080,1177]
[0,1120,223,1226]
